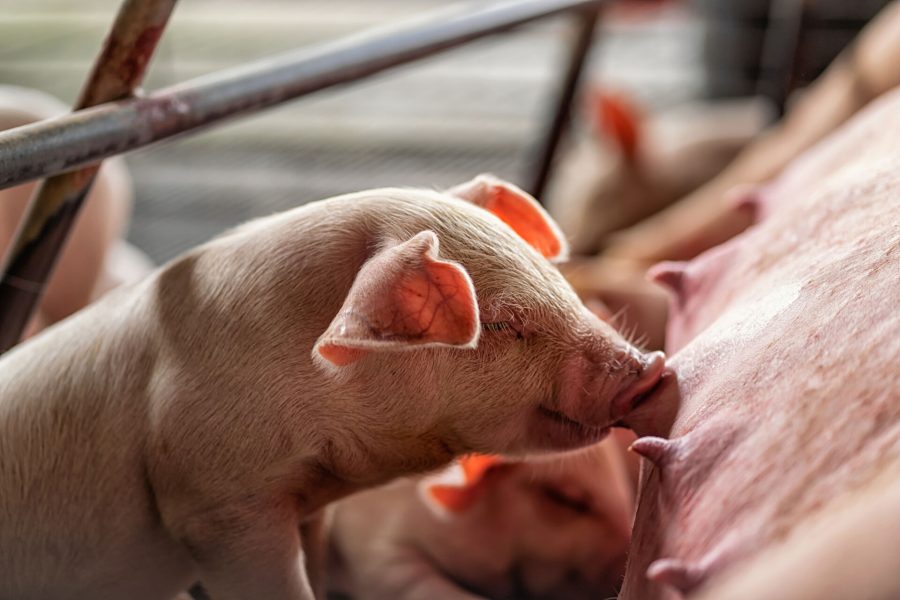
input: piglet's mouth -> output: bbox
[532,351,667,450]
[610,351,667,421]
[538,405,610,435]
[536,404,612,447]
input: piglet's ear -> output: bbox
[448,174,569,263]
[418,454,504,517]
[314,231,479,367]
[588,89,642,164]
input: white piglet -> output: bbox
[0,176,664,600]
[330,440,636,600]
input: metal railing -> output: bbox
[0,0,605,351]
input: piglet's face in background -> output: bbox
[312,175,665,462]
[418,443,635,599]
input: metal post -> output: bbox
[0,0,608,351]
[0,0,608,192]
[0,0,177,352]
[528,6,601,201]
[757,0,807,118]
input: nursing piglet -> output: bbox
[0,175,664,600]
[330,439,635,600]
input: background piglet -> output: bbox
[597,0,900,267]
[0,85,152,338]
[557,1,900,345]
[545,90,768,256]
[329,436,636,600]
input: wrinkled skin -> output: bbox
[694,468,900,600]
[0,85,150,337]
[329,435,636,600]
[619,87,900,598]
[0,178,664,600]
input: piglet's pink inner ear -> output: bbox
[418,454,504,516]
[314,231,480,367]
[587,89,642,164]
[448,174,569,263]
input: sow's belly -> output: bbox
[621,90,900,598]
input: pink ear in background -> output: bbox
[314,230,479,367]
[448,174,570,263]
[587,89,643,163]
[419,454,504,515]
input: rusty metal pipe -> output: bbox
[0,0,606,192]
[528,6,600,200]
[0,0,176,351]
[757,0,807,118]
[0,0,606,351]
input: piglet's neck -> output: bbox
[292,452,457,519]
[293,420,460,516]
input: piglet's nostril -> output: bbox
[609,351,667,422]
[640,351,666,378]
[618,347,660,377]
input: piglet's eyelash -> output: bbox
[481,321,524,339]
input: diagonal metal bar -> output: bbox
[756,0,807,118]
[528,6,601,200]
[0,0,177,352]
[0,0,607,192]
[0,0,607,352]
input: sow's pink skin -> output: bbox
[619,89,900,598]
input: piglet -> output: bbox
[329,439,635,600]
[0,175,664,600]
[600,1,900,267]
[545,91,767,255]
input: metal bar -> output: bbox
[528,6,600,200]
[756,0,807,118]
[0,0,607,192]
[0,0,176,352]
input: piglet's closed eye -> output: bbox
[448,174,569,263]
[314,230,480,367]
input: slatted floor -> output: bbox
[0,0,703,263]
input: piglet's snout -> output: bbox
[608,350,666,422]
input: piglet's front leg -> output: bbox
[175,496,314,600]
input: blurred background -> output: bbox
[0,0,889,263]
